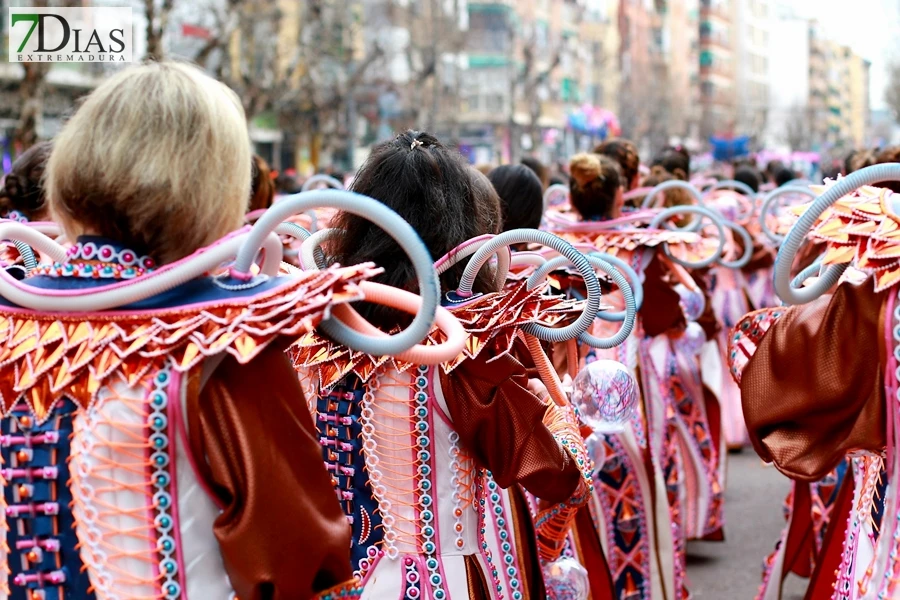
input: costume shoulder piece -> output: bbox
[787,184,900,292]
[727,307,786,384]
[291,278,583,387]
[0,264,374,421]
[557,228,717,265]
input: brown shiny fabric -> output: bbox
[439,352,581,504]
[741,280,887,482]
[640,254,686,337]
[508,484,546,599]
[740,236,776,273]
[187,342,353,599]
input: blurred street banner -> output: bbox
[8,6,133,63]
[710,136,750,161]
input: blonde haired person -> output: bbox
[0,61,355,599]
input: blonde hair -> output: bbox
[46,61,251,264]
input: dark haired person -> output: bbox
[651,145,691,181]
[248,154,276,212]
[521,155,550,190]
[297,130,590,599]
[594,138,641,191]
[0,141,52,221]
[733,165,761,194]
[488,163,544,231]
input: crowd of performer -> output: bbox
[0,59,895,600]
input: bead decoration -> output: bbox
[29,241,156,280]
[148,368,182,600]
[412,365,447,600]
[314,577,363,600]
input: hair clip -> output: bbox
[410,139,424,150]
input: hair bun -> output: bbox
[569,153,602,188]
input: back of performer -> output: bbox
[296,132,591,599]
[0,62,356,600]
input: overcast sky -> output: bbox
[785,0,900,109]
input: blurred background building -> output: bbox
[0,0,888,172]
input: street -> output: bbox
[687,450,808,600]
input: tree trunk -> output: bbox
[13,63,49,151]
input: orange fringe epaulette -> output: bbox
[0,264,376,421]
[290,278,585,388]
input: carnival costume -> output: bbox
[292,228,607,600]
[543,195,733,600]
[730,165,900,600]
[0,190,466,600]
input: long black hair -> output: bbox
[328,130,501,325]
[488,164,544,231]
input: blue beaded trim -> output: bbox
[412,365,446,600]
[149,368,181,599]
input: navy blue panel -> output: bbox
[2,399,95,600]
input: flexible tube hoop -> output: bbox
[324,281,466,364]
[526,252,643,319]
[236,189,439,356]
[791,260,823,289]
[301,174,344,192]
[543,184,570,208]
[785,178,813,187]
[526,255,636,348]
[13,241,37,271]
[590,252,643,317]
[641,179,704,209]
[648,206,726,269]
[705,179,757,198]
[275,221,312,243]
[759,185,817,244]
[23,222,61,238]
[435,235,511,292]
[458,229,601,343]
[510,252,548,269]
[773,165,900,304]
[623,186,653,202]
[0,231,282,311]
[0,223,67,263]
[718,221,754,269]
[300,228,340,270]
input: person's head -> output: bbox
[774,167,796,187]
[46,61,250,265]
[248,154,275,212]
[0,141,52,220]
[642,166,694,211]
[651,146,691,180]
[329,130,501,304]
[275,172,298,194]
[765,160,785,182]
[733,166,761,193]
[873,147,900,193]
[569,153,623,221]
[845,149,876,175]
[521,156,550,190]
[487,164,544,231]
[594,138,640,190]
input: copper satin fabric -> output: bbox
[741,280,887,482]
[439,352,581,504]
[186,342,353,599]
